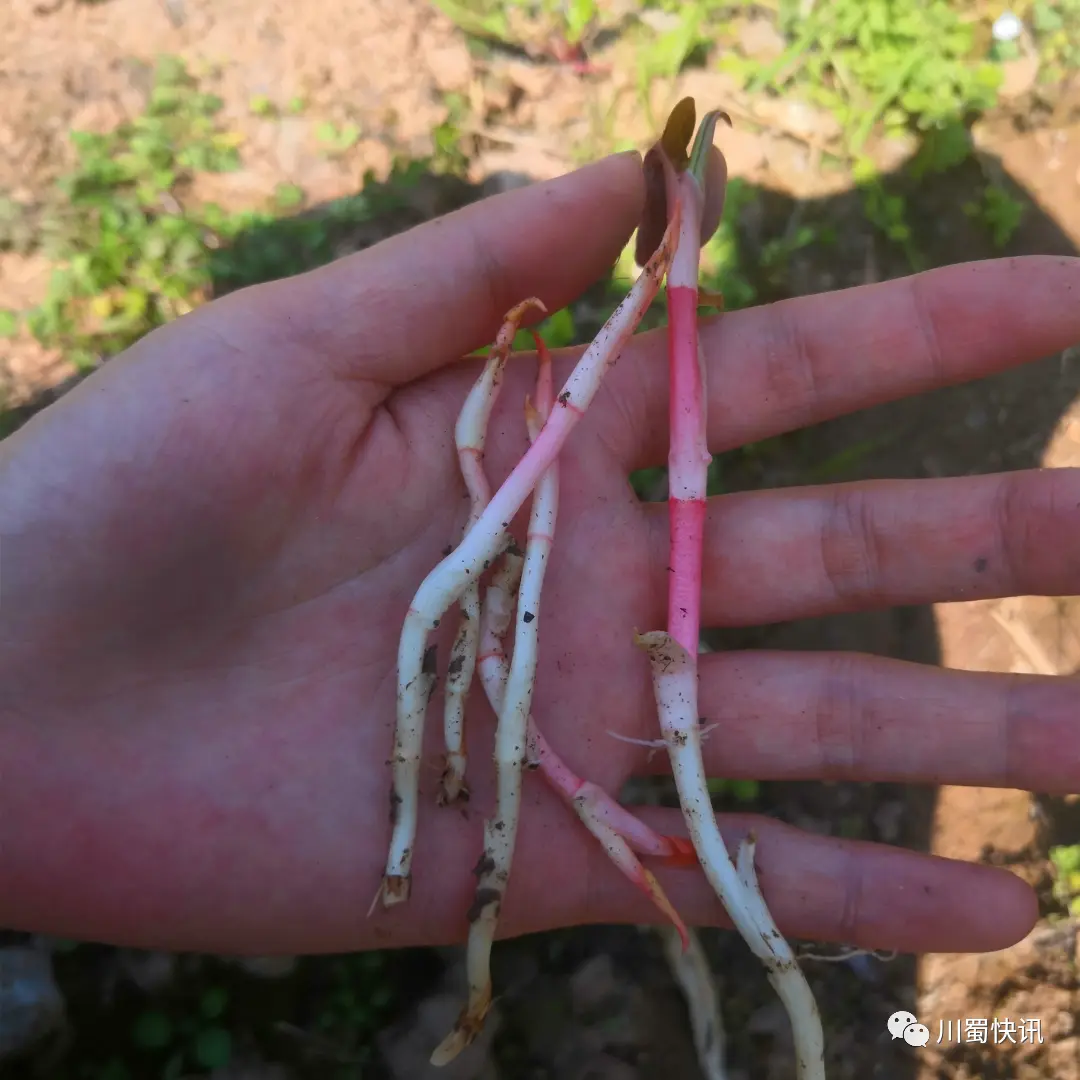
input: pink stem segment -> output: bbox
[666,285,708,653]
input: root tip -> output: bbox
[430,997,493,1066]
[438,764,470,807]
[663,836,699,867]
[380,874,411,908]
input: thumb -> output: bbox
[217,151,645,386]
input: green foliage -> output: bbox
[707,778,761,803]
[633,6,712,117]
[199,986,229,1020]
[1050,843,1080,916]
[731,0,1001,153]
[1031,0,1080,84]
[124,980,236,1073]
[433,92,471,174]
[430,0,604,49]
[699,177,758,311]
[853,157,922,269]
[12,55,463,378]
[312,952,396,1062]
[192,1026,232,1070]
[316,120,361,154]
[965,183,1027,249]
[23,55,242,367]
[132,1010,173,1050]
[249,94,277,118]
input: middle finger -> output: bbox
[642,468,1080,626]
[598,255,1080,471]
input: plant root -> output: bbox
[380,204,680,909]
[441,297,548,806]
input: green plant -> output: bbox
[22,55,242,368]
[723,0,1001,155]
[315,120,361,154]
[11,55,463,381]
[313,953,396,1061]
[1049,843,1080,916]
[853,157,922,270]
[249,94,277,118]
[707,777,761,802]
[633,7,712,119]
[1031,0,1080,84]
[432,92,471,175]
[965,183,1026,249]
[126,984,236,1075]
[430,0,604,52]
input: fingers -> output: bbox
[635,649,1080,793]
[225,151,644,386]
[600,256,1080,469]
[571,808,1035,954]
[644,469,1080,626]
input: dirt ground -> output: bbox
[2,1,1080,1078]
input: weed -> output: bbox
[430,0,607,55]
[4,54,476,388]
[1031,0,1080,85]
[1049,843,1080,916]
[730,0,1001,155]
[315,120,362,155]
[707,777,761,803]
[249,94,277,118]
[432,92,471,174]
[17,55,242,369]
[965,183,1027,249]
[631,6,713,121]
[853,157,922,270]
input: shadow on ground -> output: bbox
[4,130,1078,1080]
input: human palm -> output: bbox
[2,151,1079,960]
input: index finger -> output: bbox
[598,256,1080,469]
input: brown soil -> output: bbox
[3,2,1080,1079]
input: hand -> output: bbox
[1,151,1078,958]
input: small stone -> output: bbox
[748,1000,793,1045]
[117,950,176,994]
[0,947,65,1061]
[570,955,620,1017]
[873,800,905,843]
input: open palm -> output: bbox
[2,152,1079,960]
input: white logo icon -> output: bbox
[887,1010,930,1047]
[889,1010,933,1045]
[887,1010,917,1039]
[904,1023,930,1047]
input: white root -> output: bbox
[644,149,825,1078]
[435,364,694,1066]
[380,209,679,907]
[432,350,559,1066]
[659,924,729,1080]
[636,631,825,1080]
[442,297,548,806]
